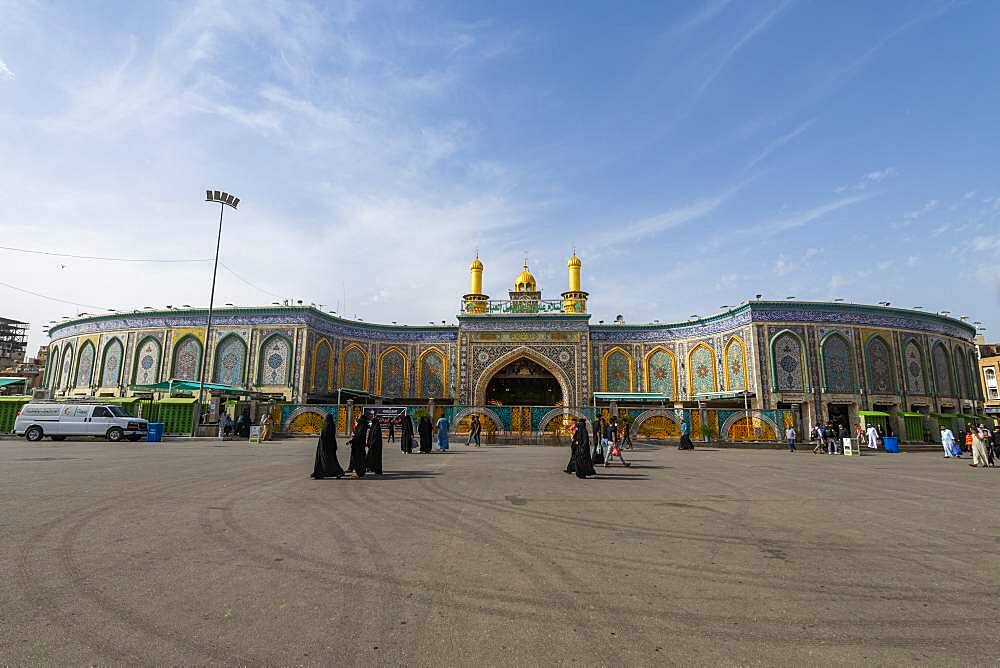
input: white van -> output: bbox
[14,403,149,442]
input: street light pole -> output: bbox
[194,190,240,436]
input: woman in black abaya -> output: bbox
[400,415,415,454]
[565,418,596,478]
[311,413,345,479]
[418,415,433,453]
[365,414,384,475]
[347,415,369,478]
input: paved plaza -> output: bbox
[2,437,998,666]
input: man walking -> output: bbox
[940,424,957,458]
[785,425,797,452]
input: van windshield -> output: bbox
[107,406,131,417]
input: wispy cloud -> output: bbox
[905,199,938,219]
[746,119,813,170]
[748,194,870,237]
[835,167,898,192]
[0,58,13,80]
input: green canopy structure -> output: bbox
[0,377,27,387]
[593,392,673,402]
[857,410,891,417]
[130,380,252,395]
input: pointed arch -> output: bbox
[47,346,61,389]
[931,341,953,396]
[601,346,635,392]
[688,342,718,395]
[339,342,369,391]
[171,334,203,381]
[864,333,895,394]
[75,340,96,388]
[954,347,969,398]
[769,329,807,392]
[132,336,162,385]
[258,333,293,386]
[311,338,334,393]
[60,343,74,389]
[643,346,677,397]
[377,346,408,398]
[902,337,926,394]
[723,336,747,391]
[819,331,855,393]
[417,346,448,399]
[212,333,248,386]
[474,346,571,406]
[99,337,124,387]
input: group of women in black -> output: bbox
[310,411,386,479]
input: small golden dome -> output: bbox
[470,257,484,271]
[568,253,581,268]
[514,260,537,292]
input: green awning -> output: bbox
[857,410,891,417]
[0,377,27,387]
[593,392,673,402]
[901,412,926,418]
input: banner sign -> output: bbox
[463,299,583,314]
[365,406,408,427]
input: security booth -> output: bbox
[129,380,270,436]
[901,412,927,442]
[858,410,890,433]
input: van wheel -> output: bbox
[25,426,44,442]
[50,435,67,441]
[106,427,124,442]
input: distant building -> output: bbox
[978,341,1000,418]
[0,317,28,373]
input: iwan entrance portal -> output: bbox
[484,358,563,406]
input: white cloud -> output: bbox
[973,235,1000,251]
[773,254,788,276]
[740,194,870,238]
[904,199,938,219]
[0,58,13,80]
[746,119,814,170]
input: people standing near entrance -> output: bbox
[436,415,450,452]
[940,424,957,458]
[347,415,369,478]
[467,415,482,447]
[400,414,414,454]
[866,424,880,449]
[622,418,633,450]
[785,425,797,452]
[826,421,839,455]
[365,412,384,475]
[811,424,824,454]
[418,415,433,453]
[311,413,345,479]
[609,417,621,451]
[259,411,272,442]
[387,420,396,444]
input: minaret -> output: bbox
[462,253,489,314]
[562,250,589,313]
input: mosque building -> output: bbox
[44,253,985,441]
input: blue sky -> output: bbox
[1,0,998,351]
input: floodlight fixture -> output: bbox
[205,190,240,209]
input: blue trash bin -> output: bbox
[883,436,899,453]
[147,422,165,443]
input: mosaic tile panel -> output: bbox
[865,336,894,394]
[772,333,803,391]
[134,338,161,385]
[341,346,366,390]
[725,338,745,391]
[904,339,926,394]
[646,350,675,396]
[75,343,95,387]
[48,348,60,388]
[932,343,953,396]
[171,336,202,381]
[213,336,247,386]
[605,350,631,392]
[60,347,73,388]
[689,345,717,395]
[955,349,969,398]
[380,349,406,398]
[259,335,291,385]
[420,351,445,398]
[313,341,331,392]
[821,334,855,393]
[100,339,123,387]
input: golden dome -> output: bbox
[567,253,581,268]
[514,260,537,292]
[470,257,484,271]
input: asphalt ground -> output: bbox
[1,438,998,666]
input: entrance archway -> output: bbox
[485,358,562,406]
[474,347,572,406]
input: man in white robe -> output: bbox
[940,425,956,458]
[866,424,879,449]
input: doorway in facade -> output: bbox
[485,358,563,406]
[827,403,851,433]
